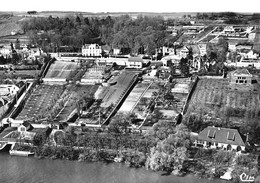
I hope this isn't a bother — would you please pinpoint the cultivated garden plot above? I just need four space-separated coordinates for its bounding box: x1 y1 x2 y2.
16 84 65 121
119 81 151 113
54 84 99 122
0 70 39 80
80 70 139 124
186 78 260 123
44 61 79 79
132 82 161 120
140 79 191 127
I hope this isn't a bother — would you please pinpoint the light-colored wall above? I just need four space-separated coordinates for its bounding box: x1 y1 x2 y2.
82 44 102 57
127 62 142 68
195 140 245 151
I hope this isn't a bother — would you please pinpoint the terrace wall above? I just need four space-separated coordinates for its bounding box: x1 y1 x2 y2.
42 78 67 85
182 76 199 115
102 75 139 125
199 75 224 79
9 82 36 119
39 58 53 79
2 82 33 120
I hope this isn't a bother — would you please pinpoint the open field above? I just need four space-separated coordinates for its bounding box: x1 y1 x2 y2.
0 15 23 38
186 78 260 123
55 85 99 122
44 61 79 79
10 11 197 19
16 84 65 120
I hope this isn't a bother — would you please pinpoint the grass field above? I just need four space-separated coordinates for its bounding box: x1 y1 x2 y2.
0 16 23 38
45 61 79 79
16 84 65 120
186 78 260 123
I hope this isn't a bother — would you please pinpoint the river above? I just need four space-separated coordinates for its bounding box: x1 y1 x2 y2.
0 152 229 183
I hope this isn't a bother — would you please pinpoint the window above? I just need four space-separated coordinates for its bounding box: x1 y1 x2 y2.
20 127 25 132
227 132 235 141
239 80 243 83
208 130 216 138
245 80 247 83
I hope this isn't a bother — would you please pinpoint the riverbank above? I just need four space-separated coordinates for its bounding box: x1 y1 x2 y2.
7 122 259 182
0 152 231 183
13 144 259 183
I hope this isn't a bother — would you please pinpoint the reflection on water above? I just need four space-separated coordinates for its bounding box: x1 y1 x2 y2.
0 153 228 183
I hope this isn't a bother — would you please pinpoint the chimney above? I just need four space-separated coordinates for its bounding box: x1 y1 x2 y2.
246 132 249 142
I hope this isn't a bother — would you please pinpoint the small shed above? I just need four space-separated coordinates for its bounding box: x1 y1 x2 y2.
18 121 34 132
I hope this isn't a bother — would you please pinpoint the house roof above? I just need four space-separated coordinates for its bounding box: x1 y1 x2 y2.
101 45 111 51
198 126 246 147
128 57 143 63
22 121 34 131
15 81 25 88
188 45 200 55
231 68 252 76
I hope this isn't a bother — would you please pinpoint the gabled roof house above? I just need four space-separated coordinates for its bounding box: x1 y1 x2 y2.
195 126 246 151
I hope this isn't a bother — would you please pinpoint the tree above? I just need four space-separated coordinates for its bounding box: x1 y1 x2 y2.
108 112 137 134
33 128 50 146
147 124 191 173
15 38 20 50
150 120 176 141
179 57 189 77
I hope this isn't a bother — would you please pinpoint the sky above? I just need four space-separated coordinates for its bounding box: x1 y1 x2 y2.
0 0 259 13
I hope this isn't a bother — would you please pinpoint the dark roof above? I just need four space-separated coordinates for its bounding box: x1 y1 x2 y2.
188 45 200 55
22 121 34 131
15 81 25 88
128 57 143 63
101 45 111 51
198 126 246 147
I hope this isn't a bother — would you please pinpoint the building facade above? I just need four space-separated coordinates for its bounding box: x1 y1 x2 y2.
229 69 252 84
82 44 102 57
127 57 143 69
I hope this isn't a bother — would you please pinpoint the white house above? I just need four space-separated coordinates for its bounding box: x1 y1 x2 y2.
223 26 235 35
229 68 252 85
179 46 190 58
0 46 12 56
0 85 20 97
195 126 246 152
82 44 102 57
113 48 120 55
17 122 36 141
127 57 143 69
